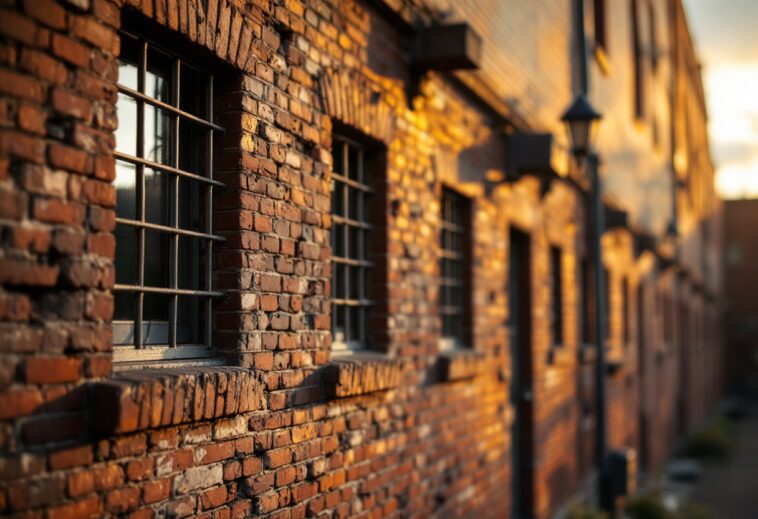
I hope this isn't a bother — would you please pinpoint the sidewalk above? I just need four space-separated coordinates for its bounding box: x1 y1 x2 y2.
690 406 758 519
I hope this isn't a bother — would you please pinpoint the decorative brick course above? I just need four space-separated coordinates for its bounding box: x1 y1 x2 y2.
324 354 404 398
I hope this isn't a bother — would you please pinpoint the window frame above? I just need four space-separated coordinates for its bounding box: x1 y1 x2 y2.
593 0 608 52
112 29 225 367
550 245 564 347
631 0 645 119
438 186 473 351
622 276 630 347
330 134 376 353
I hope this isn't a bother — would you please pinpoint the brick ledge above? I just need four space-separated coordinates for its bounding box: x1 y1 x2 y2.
437 350 488 381
324 352 404 398
92 367 265 436
547 346 572 367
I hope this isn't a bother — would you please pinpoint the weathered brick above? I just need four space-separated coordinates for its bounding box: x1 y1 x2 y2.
25 356 81 384
174 464 224 495
49 445 93 470
51 33 90 67
142 477 171 504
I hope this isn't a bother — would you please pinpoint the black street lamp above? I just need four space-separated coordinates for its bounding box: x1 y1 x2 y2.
562 92 612 513
561 93 602 160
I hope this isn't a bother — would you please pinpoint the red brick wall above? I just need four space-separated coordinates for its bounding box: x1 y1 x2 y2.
0 1 723 518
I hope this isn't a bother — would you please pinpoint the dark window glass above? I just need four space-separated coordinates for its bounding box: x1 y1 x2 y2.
330 136 374 351
631 0 645 118
604 267 612 341
551 246 564 346
622 277 630 346
113 31 223 364
594 0 608 51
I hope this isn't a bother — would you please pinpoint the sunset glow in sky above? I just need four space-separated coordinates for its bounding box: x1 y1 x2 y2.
683 0 758 199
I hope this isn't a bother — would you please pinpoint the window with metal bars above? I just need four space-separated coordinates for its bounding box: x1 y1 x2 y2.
330 135 374 351
550 245 564 347
631 0 645 119
439 187 471 350
622 277 630 346
593 0 608 52
112 30 225 366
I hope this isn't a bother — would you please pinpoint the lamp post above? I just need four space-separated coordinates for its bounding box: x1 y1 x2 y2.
562 94 610 511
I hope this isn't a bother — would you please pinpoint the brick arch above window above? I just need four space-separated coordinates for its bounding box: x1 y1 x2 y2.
319 68 397 146
121 0 263 73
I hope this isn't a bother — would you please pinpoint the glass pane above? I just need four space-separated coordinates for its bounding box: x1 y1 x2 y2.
144 168 170 225
179 64 208 119
333 305 346 343
349 266 360 300
363 268 370 297
177 296 200 344
114 225 137 285
333 223 345 259
335 263 346 299
146 47 172 103
118 34 140 90
336 182 347 217
363 192 372 222
178 176 204 232
347 144 360 181
144 105 172 164
178 235 202 290
115 160 136 220
332 141 344 175
113 291 135 322
143 294 170 344
349 226 360 260
348 187 359 221
179 119 208 176
115 93 137 156
144 230 170 288
348 306 361 341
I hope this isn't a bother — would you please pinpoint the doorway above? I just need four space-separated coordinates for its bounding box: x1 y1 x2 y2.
509 227 534 519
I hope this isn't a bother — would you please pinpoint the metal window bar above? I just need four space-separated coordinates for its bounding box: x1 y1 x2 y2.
331 136 374 351
439 188 468 346
113 33 224 363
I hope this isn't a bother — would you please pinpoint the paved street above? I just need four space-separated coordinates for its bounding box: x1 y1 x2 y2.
690 406 758 519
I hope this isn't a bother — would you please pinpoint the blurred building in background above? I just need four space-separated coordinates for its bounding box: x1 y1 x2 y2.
723 199 758 395
0 0 722 518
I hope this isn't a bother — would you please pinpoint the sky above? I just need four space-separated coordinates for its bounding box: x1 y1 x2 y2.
683 0 758 199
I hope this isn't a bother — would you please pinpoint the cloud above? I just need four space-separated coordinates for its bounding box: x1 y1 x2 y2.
716 157 758 199
682 1 758 200
683 0 758 65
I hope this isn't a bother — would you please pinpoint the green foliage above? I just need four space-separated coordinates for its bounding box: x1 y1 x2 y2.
625 493 713 519
681 419 734 461
566 503 607 519
625 493 669 519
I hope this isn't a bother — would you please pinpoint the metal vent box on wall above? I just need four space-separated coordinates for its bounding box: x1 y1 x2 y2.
413 23 483 70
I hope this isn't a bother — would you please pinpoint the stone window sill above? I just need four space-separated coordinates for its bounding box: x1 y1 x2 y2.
324 352 404 398
605 349 626 374
92 367 265 436
437 349 487 381
546 345 571 366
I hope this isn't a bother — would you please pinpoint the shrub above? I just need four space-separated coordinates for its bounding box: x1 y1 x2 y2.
625 493 713 519
682 424 732 461
567 503 607 519
625 493 669 519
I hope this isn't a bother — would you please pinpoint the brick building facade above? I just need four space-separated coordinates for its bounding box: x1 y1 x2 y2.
0 1 721 518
